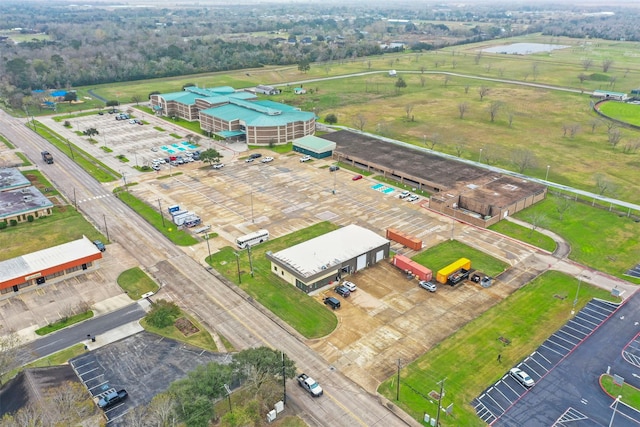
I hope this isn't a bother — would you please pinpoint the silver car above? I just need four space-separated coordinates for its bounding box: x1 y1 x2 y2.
509 368 535 387
419 280 436 292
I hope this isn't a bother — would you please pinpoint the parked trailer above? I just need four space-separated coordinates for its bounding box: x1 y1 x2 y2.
436 258 471 284
447 268 470 286
173 212 199 226
386 228 422 251
392 254 432 281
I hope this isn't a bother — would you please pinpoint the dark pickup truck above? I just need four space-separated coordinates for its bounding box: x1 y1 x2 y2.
97 389 128 409
41 151 53 164
447 268 469 286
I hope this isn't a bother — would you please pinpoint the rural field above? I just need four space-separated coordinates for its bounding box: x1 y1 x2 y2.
45 33 640 205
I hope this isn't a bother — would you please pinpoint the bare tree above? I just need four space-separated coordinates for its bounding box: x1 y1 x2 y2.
507 110 515 128
608 75 617 89
464 84 470 94
123 405 149 427
458 102 469 119
487 101 502 122
622 141 640 154
453 139 466 157
480 146 500 165
420 66 426 74
131 95 141 105
478 86 490 101
443 74 451 86
589 118 602 133
353 113 367 131
451 60 457 69
0 333 21 385
578 73 588 83
474 51 483 65
147 393 176 427
594 173 616 195
525 211 547 235
45 381 95 424
419 75 426 87
428 133 440 150
581 58 593 71
404 104 414 121
498 67 505 77
608 128 623 149
532 62 539 80
556 197 572 221
569 124 581 138
511 148 537 173
485 63 492 73
602 59 614 72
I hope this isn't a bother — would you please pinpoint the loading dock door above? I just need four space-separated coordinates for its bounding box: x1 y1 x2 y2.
356 254 366 271
375 250 384 263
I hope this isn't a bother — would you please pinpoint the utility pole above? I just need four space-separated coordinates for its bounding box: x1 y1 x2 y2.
396 359 401 400
103 214 110 241
158 199 165 227
435 378 446 427
205 234 211 264
282 351 287 405
247 245 254 277
234 252 241 283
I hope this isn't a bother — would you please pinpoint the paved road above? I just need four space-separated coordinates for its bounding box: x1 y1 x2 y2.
0 109 411 426
12 303 146 370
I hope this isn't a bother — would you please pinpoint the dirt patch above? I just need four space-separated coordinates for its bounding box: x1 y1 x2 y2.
309 261 517 393
175 317 199 336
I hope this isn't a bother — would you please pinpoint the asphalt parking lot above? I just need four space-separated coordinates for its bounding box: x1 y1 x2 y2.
70 331 229 425
474 298 620 425
483 293 640 427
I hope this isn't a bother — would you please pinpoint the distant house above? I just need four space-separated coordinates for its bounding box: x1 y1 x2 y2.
255 85 280 95
294 87 306 95
592 90 628 101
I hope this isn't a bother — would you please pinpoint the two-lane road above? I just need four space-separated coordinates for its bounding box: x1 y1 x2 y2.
0 110 410 426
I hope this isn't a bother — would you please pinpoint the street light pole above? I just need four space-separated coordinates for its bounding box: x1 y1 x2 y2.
234 252 241 283
478 148 483 163
205 233 211 264
545 165 550 181
609 395 622 427
572 273 583 315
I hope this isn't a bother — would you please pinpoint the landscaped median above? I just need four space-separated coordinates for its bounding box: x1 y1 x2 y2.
600 374 640 409
378 271 621 426
207 221 339 339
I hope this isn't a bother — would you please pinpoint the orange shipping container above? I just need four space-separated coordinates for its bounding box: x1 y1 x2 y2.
392 254 432 281
386 228 422 251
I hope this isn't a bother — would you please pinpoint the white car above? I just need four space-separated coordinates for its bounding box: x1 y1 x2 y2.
300 155 311 162
509 368 535 387
419 280 437 292
156 158 166 164
261 157 274 163
342 281 357 292
212 163 224 169
245 158 254 163
398 191 411 199
406 195 420 202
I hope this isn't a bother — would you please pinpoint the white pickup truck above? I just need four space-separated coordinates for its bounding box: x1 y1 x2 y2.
297 373 323 397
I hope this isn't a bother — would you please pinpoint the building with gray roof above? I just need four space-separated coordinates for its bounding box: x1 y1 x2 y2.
0 235 102 295
0 169 53 224
293 135 336 159
266 224 389 293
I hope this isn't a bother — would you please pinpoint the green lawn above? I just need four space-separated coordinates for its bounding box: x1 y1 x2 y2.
115 190 198 246
35 311 94 335
512 193 640 282
378 271 621 426
0 171 108 258
601 374 640 409
117 267 159 300
208 222 339 339
598 101 640 127
412 240 509 278
489 220 557 253
140 314 219 352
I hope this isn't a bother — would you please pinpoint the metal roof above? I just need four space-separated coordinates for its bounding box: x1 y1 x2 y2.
293 135 336 153
0 186 53 220
270 224 389 278
0 236 101 283
201 100 314 127
0 168 30 191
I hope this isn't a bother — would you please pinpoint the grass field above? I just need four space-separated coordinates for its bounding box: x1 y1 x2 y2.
208 222 339 339
115 190 198 246
0 170 107 258
412 240 509 277
117 267 159 300
140 314 219 352
490 219 558 253
512 193 640 282
378 271 620 426
598 101 640 127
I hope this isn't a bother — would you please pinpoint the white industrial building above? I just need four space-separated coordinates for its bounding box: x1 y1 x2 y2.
266 224 390 293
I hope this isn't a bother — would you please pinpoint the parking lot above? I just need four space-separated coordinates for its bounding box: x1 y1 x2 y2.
70 331 229 425
42 108 544 396
474 298 620 425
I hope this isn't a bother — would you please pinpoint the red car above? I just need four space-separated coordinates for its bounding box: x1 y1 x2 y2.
352 174 363 181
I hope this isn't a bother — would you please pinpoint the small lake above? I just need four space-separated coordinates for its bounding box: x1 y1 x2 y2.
482 43 570 55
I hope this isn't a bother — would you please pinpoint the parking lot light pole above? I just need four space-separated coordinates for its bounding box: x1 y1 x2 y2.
478 148 483 163
234 252 241 283
572 273 583 315
609 395 622 427
545 164 550 181
205 234 211 264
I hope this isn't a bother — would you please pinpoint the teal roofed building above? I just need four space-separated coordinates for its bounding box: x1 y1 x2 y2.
149 85 316 145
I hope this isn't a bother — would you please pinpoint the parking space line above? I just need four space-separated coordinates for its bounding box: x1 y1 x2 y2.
484 391 507 412
546 337 572 352
527 354 551 371
88 381 110 392
552 330 581 345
